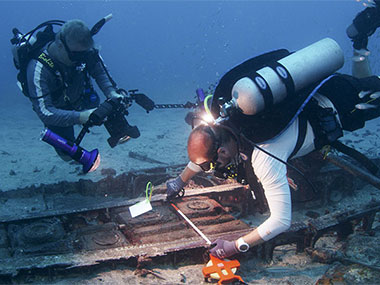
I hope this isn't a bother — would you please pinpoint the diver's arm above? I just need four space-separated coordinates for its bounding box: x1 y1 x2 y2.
234 161 291 249
166 161 202 199
180 161 202 182
250 161 292 242
27 60 81 127
237 138 293 248
239 228 264 248
88 52 117 98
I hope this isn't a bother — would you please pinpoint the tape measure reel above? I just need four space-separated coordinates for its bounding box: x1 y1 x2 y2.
202 255 245 284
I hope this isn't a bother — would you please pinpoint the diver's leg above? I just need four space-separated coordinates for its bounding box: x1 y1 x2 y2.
347 3 380 78
352 49 372 79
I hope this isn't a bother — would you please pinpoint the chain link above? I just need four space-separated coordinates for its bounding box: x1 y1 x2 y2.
154 102 197 109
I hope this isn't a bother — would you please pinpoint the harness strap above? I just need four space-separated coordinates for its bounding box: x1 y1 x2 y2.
289 115 308 159
267 61 296 98
249 72 274 109
36 51 58 73
18 51 60 99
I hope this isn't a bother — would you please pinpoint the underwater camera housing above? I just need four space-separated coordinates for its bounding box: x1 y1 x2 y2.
84 93 141 148
41 89 153 173
78 88 154 148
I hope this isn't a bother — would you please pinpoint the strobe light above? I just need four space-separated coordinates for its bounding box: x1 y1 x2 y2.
40 129 100 173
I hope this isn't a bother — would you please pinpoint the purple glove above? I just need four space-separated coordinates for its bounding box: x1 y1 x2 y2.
210 239 239 259
166 176 185 199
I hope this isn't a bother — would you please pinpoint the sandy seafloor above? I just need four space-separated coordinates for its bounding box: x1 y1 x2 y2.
1 99 380 284
0 100 191 191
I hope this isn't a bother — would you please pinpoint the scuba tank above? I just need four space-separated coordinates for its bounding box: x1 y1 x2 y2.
10 21 65 71
11 28 37 70
10 21 65 96
221 38 344 117
11 13 113 70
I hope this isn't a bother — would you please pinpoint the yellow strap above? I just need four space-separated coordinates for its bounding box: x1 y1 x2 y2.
321 145 331 159
145 182 153 201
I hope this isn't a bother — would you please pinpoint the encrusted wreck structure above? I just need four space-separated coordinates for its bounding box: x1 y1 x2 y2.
0 152 379 282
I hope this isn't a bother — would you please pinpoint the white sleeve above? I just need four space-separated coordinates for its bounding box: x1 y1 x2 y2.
251 111 319 240
253 147 292 241
252 120 299 241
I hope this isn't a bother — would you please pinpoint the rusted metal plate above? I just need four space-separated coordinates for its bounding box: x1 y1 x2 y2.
0 195 251 276
112 196 250 245
0 165 247 223
1 155 380 277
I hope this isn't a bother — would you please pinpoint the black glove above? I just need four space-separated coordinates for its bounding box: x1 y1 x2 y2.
209 239 239 259
88 98 120 126
166 176 186 200
133 93 155 113
88 104 111 126
347 4 380 49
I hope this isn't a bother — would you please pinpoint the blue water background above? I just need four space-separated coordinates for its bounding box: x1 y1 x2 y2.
1 0 374 107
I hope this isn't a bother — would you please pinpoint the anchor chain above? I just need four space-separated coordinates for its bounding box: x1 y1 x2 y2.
154 102 197 109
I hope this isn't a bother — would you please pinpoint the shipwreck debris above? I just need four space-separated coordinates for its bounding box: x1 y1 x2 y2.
128 151 168 165
305 248 380 271
326 154 380 190
0 153 379 280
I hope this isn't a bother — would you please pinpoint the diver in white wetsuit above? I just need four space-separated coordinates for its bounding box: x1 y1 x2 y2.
166 3 380 259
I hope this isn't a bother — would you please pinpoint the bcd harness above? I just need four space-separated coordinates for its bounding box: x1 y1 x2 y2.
27 50 99 110
31 51 65 100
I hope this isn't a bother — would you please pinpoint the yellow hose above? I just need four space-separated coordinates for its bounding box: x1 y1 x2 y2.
204 94 213 117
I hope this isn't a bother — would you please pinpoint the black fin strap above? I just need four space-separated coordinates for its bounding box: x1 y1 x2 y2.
267 61 296 98
331 140 379 175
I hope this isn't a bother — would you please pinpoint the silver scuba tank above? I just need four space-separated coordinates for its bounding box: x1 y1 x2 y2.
224 38 344 116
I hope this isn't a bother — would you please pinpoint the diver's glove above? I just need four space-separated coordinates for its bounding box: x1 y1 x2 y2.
109 90 125 100
210 239 239 259
87 98 121 126
166 176 186 200
347 4 380 49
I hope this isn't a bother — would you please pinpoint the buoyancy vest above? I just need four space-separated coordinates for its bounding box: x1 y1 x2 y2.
32 50 65 101
12 22 96 109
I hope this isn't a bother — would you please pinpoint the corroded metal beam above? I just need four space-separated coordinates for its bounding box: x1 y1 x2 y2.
1 199 378 276
257 200 380 261
326 154 380 190
1 158 379 278
0 183 246 223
